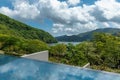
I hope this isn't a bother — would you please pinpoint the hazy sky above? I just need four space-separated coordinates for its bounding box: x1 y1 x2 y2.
0 0 120 36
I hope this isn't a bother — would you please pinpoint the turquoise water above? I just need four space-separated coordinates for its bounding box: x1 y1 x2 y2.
0 55 120 80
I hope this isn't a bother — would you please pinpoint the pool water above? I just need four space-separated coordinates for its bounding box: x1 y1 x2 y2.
0 55 120 80
0 55 19 65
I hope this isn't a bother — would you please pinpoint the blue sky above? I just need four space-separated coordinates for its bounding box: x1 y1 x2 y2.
0 0 120 36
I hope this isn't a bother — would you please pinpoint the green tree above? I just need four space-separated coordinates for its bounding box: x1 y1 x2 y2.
49 44 67 56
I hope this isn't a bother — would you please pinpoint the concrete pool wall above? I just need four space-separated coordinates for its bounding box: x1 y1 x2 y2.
22 50 48 61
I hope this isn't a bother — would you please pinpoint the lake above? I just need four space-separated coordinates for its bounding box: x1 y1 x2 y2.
49 41 81 46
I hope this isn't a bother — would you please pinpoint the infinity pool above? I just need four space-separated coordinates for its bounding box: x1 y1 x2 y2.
0 55 120 80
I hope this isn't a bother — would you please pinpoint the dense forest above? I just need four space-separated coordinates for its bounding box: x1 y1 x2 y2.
50 33 120 73
0 13 57 43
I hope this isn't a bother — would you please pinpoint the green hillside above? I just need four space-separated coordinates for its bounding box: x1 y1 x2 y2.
51 33 120 73
0 13 57 43
56 28 120 42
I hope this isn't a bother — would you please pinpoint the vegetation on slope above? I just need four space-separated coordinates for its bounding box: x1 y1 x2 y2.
0 13 57 55
50 33 120 73
0 13 57 43
49 43 89 67
0 34 48 56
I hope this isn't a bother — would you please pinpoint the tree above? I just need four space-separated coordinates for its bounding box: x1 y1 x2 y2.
49 44 67 56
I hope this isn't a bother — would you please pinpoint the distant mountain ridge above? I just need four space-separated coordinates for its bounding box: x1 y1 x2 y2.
0 13 57 43
56 28 120 42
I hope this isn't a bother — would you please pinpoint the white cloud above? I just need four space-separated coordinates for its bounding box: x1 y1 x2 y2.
52 23 64 33
92 0 120 22
110 22 120 28
95 0 120 19
0 0 120 36
102 22 110 27
13 0 40 19
0 0 40 19
67 0 80 6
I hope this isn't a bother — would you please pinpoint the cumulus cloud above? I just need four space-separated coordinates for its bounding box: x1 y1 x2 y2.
0 0 120 35
0 0 40 19
67 0 80 6
92 0 120 23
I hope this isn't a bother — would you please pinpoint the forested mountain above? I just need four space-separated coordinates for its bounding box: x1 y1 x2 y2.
56 28 120 42
0 13 57 43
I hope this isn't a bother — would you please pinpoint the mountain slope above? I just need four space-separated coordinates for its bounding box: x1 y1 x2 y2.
56 28 120 42
0 13 57 43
